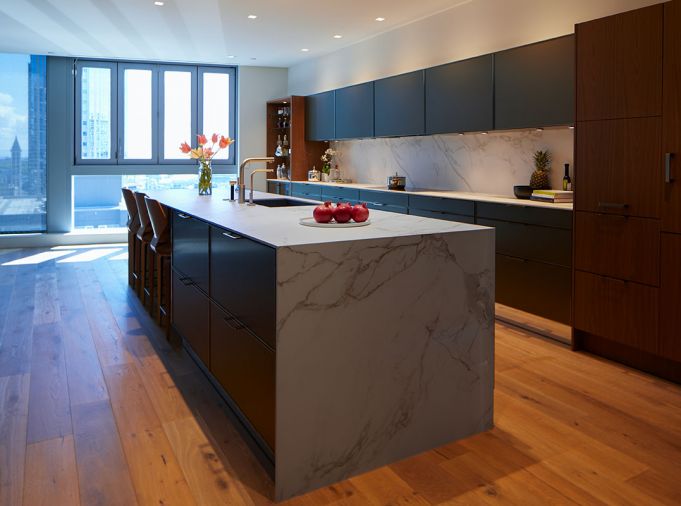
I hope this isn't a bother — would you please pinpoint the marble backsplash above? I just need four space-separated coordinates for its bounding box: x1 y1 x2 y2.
332 128 574 196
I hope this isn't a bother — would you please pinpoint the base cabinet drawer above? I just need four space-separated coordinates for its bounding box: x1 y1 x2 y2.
574 271 658 353
172 270 210 364
409 208 474 223
321 186 360 203
477 202 572 229
172 211 210 293
291 183 322 201
409 195 475 217
210 303 275 451
496 254 571 324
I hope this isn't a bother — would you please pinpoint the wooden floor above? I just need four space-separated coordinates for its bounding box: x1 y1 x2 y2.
0 246 680 506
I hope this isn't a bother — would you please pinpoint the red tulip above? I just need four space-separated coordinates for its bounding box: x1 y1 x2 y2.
204 147 214 159
211 133 218 143
219 136 234 149
179 142 191 154
197 134 207 145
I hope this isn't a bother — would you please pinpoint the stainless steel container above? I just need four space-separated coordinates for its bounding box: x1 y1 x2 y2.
387 173 406 191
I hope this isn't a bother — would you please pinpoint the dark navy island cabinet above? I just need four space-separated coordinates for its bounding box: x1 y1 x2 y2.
375 71 425 137
494 35 575 130
306 90 335 141
335 82 375 139
425 55 495 134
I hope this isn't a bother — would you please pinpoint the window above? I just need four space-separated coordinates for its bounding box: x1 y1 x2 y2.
0 53 47 233
75 61 236 165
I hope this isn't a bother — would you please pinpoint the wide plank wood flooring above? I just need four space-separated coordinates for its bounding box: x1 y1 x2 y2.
0 245 680 505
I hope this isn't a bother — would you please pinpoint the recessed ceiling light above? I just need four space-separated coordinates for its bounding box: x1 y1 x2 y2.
154 1 164 5
250 57 257 60
481 132 488 135
227 55 236 59
247 14 257 19
333 34 343 39
375 17 386 21
536 127 544 132
301 48 309 52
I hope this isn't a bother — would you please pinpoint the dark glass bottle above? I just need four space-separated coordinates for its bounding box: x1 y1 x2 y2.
562 163 572 191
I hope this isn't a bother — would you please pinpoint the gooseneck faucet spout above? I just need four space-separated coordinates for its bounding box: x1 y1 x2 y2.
248 168 275 205
238 157 275 204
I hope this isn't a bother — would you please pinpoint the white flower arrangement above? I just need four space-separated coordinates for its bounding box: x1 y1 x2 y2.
321 148 337 164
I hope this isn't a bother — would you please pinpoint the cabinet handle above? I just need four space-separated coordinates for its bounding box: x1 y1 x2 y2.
371 202 385 207
597 202 629 210
223 315 245 330
179 277 194 286
665 153 675 183
177 213 191 219
222 231 241 240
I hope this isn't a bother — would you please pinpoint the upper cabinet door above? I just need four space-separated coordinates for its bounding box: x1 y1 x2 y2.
425 55 493 134
375 71 425 137
495 35 575 130
576 5 663 121
306 91 335 141
663 0 681 233
335 82 374 139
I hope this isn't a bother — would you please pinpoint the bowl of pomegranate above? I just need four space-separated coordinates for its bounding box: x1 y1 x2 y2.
299 202 371 228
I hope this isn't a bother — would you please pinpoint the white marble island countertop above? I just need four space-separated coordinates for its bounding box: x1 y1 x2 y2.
147 188 489 248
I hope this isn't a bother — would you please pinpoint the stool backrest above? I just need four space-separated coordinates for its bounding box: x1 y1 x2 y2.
133 191 153 242
121 188 140 232
144 196 170 248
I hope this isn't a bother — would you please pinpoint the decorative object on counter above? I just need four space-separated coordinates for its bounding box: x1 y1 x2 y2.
530 189 573 203
329 163 341 181
308 166 320 182
229 180 236 201
387 173 407 191
530 150 552 190
321 148 337 181
180 133 234 195
282 135 290 156
313 202 334 223
311 201 371 225
299 217 372 228
513 185 534 199
351 202 370 223
333 202 353 223
275 135 283 156
562 163 572 191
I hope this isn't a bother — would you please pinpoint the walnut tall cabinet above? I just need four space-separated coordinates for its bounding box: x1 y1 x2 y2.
573 0 681 382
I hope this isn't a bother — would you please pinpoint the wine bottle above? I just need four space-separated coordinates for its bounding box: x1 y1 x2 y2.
562 163 572 191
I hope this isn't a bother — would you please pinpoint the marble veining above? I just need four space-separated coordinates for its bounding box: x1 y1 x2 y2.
333 129 574 195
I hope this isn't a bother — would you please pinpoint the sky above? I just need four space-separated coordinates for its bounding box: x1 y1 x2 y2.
0 53 29 159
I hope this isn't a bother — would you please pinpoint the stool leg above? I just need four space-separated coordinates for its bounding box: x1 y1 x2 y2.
127 232 134 287
156 256 164 326
148 250 156 314
138 243 146 300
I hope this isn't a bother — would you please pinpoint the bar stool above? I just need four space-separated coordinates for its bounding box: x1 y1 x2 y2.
145 196 171 337
121 188 141 290
133 191 155 309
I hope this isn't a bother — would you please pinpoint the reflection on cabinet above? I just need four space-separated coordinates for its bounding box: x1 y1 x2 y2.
306 90 335 141
172 270 210 364
335 83 374 139
660 233 681 363
663 0 681 234
375 71 425 137
171 210 209 293
425 55 494 135
267 180 291 196
495 35 575 129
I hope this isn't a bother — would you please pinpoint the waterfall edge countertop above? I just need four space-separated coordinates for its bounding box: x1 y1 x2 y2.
146 188 489 248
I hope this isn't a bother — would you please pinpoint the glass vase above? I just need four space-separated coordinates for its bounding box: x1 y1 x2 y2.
198 160 212 195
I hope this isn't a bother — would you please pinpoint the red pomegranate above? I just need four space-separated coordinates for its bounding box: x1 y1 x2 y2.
313 201 334 223
351 203 370 223
333 202 353 223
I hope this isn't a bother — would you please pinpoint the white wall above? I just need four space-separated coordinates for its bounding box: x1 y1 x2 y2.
288 0 664 95
238 66 288 191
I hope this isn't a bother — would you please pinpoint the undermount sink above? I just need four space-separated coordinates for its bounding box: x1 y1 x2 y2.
253 198 314 208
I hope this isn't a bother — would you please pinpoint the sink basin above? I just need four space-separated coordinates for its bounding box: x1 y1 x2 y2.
253 198 314 207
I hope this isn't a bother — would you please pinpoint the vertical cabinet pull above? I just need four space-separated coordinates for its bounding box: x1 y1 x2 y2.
665 153 675 183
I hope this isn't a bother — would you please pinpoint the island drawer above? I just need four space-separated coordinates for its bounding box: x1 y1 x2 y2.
477 202 572 229
321 186 360 202
409 195 475 217
173 270 210 365
291 182 322 201
210 227 277 349
210 302 275 451
409 208 474 223
478 218 572 267
172 210 210 294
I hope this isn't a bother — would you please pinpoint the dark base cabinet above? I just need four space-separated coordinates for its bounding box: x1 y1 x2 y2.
210 303 276 451
409 208 474 223
172 270 210 364
172 211 210 294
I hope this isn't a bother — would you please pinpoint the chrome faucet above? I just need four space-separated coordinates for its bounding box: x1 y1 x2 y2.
248 168 275 205
238 157 275 204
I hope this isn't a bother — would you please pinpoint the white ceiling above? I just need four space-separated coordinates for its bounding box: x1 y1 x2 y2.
0 0 467 67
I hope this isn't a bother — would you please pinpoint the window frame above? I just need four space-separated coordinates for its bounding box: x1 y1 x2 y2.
158 65 198 165
117 62 158 165
198 66 237 165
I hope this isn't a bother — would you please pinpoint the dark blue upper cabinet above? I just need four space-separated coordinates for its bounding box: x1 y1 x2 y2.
334 82 374 139
306 91 335 141
495 35 575 130
375 71 425 137
425 55 494 134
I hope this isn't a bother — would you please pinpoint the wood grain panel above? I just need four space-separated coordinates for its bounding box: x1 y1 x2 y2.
0 263 36 376
575 117 662 218
660 233 681 362
576 3 663 120
23 436 80 506
0 374 30 506
574 212 660 285
574 271 658 353
663 0 681 233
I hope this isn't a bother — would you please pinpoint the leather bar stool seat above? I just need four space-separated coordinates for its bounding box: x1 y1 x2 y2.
133 191 155 309
121 188 141 290
145 196 171 336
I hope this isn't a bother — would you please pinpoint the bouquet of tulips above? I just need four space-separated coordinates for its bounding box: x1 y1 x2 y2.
180 134 234 195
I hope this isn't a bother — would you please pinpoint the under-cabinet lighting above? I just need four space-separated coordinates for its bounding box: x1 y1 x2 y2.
333 35 343 39
154 1 164 5
375 17 386 21
248 14 258 19
301 48 310 52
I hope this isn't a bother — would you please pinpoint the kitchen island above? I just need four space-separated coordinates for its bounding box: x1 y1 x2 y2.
146 188 495 501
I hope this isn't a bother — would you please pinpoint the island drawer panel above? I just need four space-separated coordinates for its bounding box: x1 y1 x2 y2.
291 183 322 201
321 186 360 202
172 210 210 294
210 227 277 349
409 195 475 216
409 208 475 223
478 218 572 267
496 254 572 324
359 189 409 208
477 202 572 229
210 302 275 451
173 270 210 365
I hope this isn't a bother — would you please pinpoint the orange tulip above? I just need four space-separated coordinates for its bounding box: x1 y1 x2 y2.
179 142 191 154
197 134 207 145
219 136 234 149
211 133 218 143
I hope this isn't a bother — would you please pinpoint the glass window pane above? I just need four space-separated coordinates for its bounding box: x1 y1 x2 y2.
164 71 191 159
0 54 47 233
202 72 230 160
80 66 111 159
123 68 152 159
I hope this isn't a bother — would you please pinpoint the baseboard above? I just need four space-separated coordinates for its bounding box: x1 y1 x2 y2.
495 303 572 345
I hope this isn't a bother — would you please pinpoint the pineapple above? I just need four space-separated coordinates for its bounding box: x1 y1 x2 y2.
530 150 552 190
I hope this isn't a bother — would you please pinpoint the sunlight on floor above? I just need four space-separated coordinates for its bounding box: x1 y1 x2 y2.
2 250 76 266
57 248 122 263
1 244 128 266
